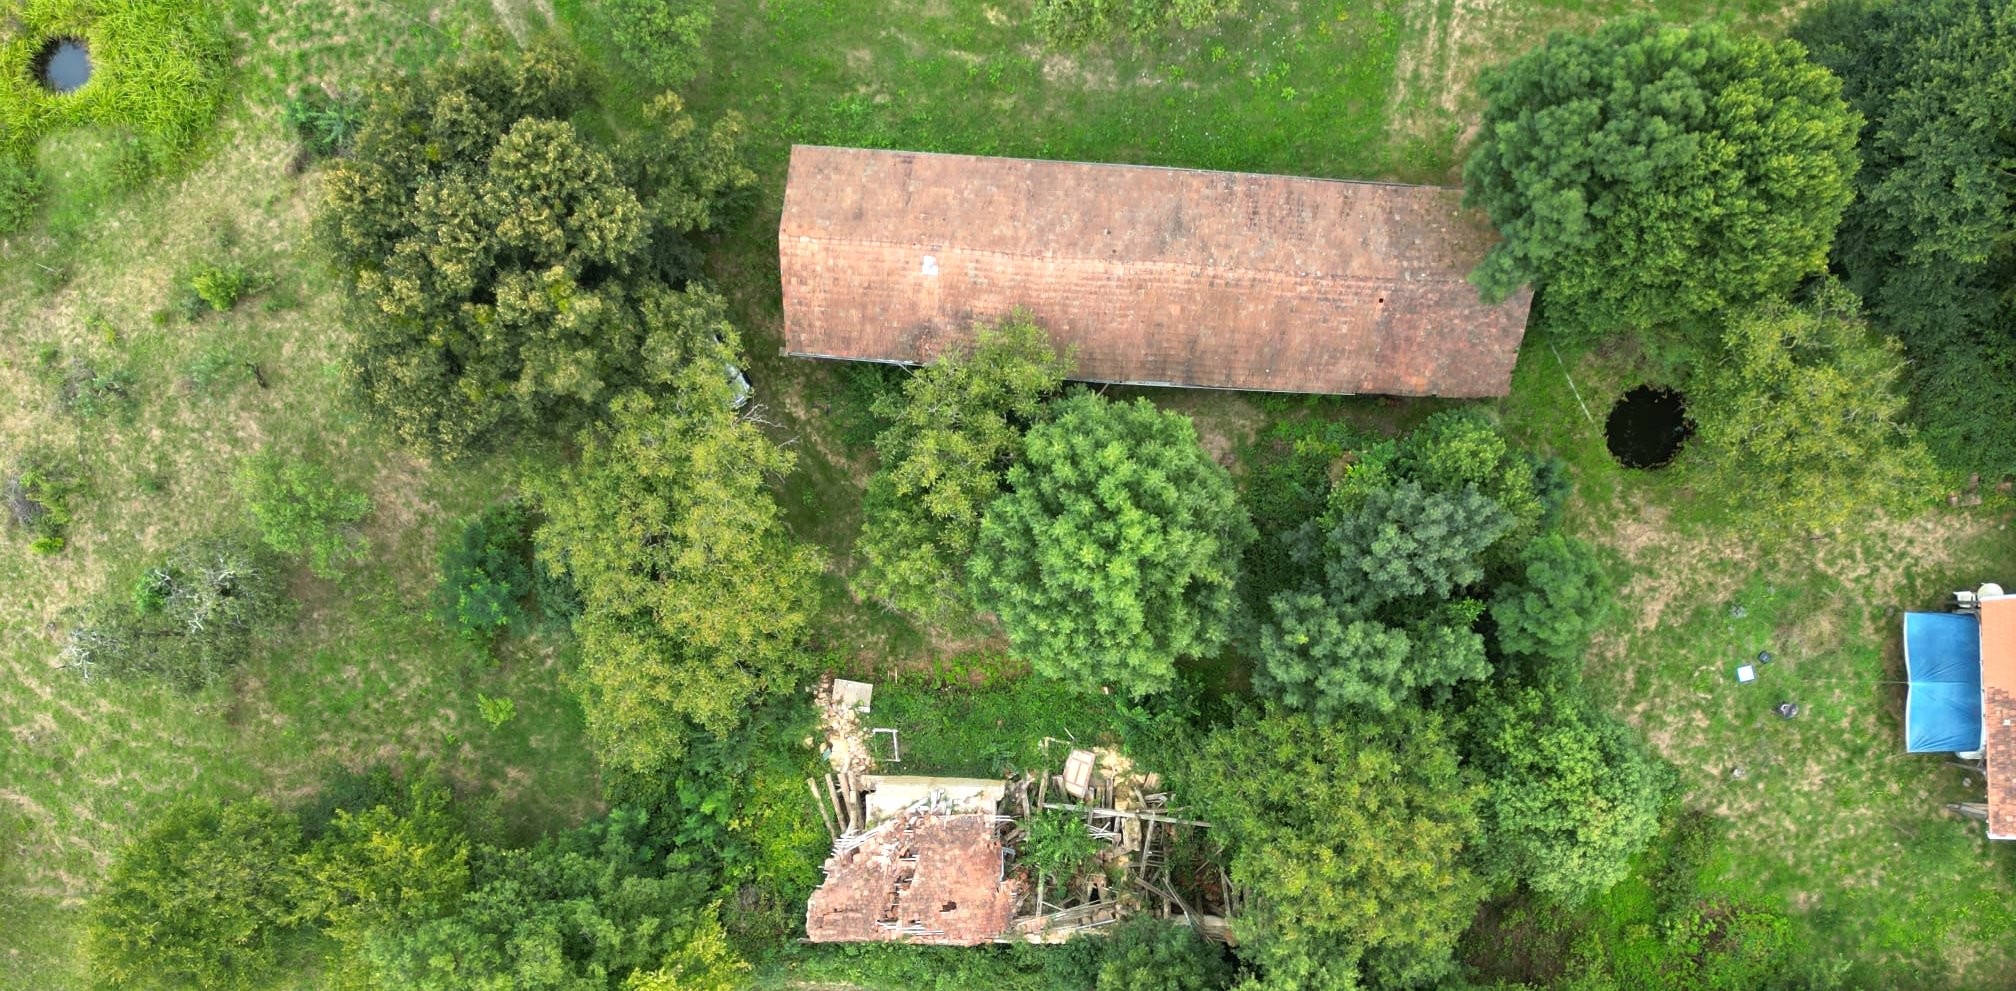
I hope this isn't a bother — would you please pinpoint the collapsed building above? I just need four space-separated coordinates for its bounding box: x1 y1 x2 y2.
805 681 1233 946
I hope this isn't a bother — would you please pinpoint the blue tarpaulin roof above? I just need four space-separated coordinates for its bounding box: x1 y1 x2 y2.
1903 612 1984 753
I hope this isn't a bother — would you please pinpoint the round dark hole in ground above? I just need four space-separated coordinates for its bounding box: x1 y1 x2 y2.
1605 385 1693 469
31 38 92 94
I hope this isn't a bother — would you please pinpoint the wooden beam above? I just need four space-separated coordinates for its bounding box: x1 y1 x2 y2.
809 777 838 840
1040 802 1212 828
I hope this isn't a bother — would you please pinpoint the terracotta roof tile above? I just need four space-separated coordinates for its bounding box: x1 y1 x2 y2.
805 814 1023 945
778 146 1532 398
1980 598 2016 838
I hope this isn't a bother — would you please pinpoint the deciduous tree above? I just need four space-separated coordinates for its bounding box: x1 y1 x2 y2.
968 393 1253 698
1465 687 1669 904
320 47 754 454
87 798 304 991
533 300 824 773
853 314 1071 624
1464 18 1859 345
1188 707 1483 991
1794 0 2016 474
1691 281 1938 533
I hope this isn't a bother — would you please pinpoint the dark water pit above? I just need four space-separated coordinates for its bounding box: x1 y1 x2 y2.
32 38 92 94
1605 385 1693 469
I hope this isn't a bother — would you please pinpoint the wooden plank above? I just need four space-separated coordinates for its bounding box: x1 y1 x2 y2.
809 777 839 839
1041 802 1212 827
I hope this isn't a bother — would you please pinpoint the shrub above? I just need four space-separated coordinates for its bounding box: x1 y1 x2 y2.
1025 810 1102 889
605 0 713 90
4 449 84 554
475 693 515 730
234 452 372 578
60 536 286 691
52 358 136 420
186 263 254 312
280 90 363 158
1045 916 1233 991
436 501 536 641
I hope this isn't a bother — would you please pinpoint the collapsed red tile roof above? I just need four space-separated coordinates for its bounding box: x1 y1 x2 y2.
806 813 1023 945
778 145 1533 398
1980 597 2016 839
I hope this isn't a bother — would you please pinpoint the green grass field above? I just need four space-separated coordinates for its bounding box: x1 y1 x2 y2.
3 0 2013 988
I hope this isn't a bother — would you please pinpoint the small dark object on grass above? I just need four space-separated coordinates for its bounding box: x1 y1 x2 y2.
1758 650 1774 664
247 363 268 389
1775 702 1799 719
1730 604 1747 620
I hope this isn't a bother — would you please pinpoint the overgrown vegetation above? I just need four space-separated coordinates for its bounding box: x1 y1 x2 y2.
4 448 83 554
8 2 2016 990
0 0 232 229
1794 0 2016 476
234 452 372 579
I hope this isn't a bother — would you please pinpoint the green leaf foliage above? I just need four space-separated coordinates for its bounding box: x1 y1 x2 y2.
1490 532 1611 668
1046 915 1233 991
1464 17 1859 346
437 501 537 641
5 447 85 554
606 0 713 89
320 46 755 454
1465 687 1669 905
86 798 304 991
1690 281 1938 533
290 773 471 988
1031 0 1241 45
533 307 825 773
362 808 741 990
1256 412 1540 718
1025 810 1102 888
60 536 287 691
235 452 372 579
1187 707 1483 991
969 392 1254 698
853 314 1072 624
1793 0 2016 474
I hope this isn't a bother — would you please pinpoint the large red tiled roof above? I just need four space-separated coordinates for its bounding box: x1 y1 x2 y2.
778 146 1533 398
1980 598 2016 839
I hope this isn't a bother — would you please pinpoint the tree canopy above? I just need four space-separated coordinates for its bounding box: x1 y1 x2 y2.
86 798 304 991
364 809 742 991
968 392 1253 698
1794 0 2016 474
1690 280 1938 532
1464 17 1859 345
853 315 1072 625
1465 687 1669 904
319 46 754 454
1490 532 1611 669
533 296 824 774
1187 707 1483 991
1254 411 1542 717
